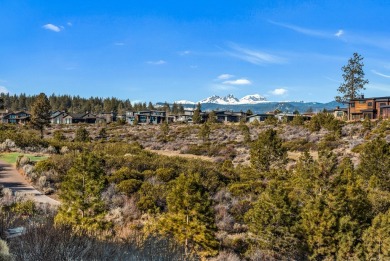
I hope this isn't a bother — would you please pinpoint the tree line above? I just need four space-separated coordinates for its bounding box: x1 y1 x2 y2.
0 93 185 114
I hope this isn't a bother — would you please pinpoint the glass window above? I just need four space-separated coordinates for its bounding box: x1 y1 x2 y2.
350 103 355 108
359 100 366 104
367 102 372 106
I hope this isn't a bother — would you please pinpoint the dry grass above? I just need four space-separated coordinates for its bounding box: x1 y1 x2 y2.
148 149 215 162
287 151 319 161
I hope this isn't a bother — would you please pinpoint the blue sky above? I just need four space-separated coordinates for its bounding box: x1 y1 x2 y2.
1 0 390 103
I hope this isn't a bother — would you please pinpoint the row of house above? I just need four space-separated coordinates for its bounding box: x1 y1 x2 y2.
1 95 390 125
0 110 120 125
126 110 313 125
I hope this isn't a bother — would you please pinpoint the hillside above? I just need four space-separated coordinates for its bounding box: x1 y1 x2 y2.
1 116 389 260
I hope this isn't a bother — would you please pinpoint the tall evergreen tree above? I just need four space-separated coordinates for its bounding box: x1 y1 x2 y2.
192 103 202 124
55 152 109 232
335 53 369 102
362 210 390 260
198 123 211 142
157 173 218 258
207 111 217 124
250 129 287 172
30 93 51 138
244 177 305 259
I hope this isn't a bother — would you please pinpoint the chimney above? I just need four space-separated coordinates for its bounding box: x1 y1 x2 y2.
361 94 364 99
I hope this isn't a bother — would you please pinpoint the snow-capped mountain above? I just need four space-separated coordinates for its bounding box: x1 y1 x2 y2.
197 94 267 105
164 97 344 114
239 94 267 104
199 94 240 104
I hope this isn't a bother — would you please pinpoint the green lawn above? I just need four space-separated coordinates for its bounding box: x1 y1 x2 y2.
0 152 48 164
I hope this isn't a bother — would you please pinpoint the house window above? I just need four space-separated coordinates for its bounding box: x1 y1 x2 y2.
350 103 355 108
367 102 372 107
359 101 366 104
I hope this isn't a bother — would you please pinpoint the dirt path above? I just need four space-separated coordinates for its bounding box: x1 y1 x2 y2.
0 160 60 206
148 149 215 162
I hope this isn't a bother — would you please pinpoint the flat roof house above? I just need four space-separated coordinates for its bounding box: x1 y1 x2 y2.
214 111 247 123
333 107 348 121
347 95 390 120
126 110 169 125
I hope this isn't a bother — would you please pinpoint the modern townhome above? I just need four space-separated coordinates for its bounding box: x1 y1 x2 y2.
63 112 97 124
126 110 171 125
1 111 31 124
247 114 273 123
214 111 247 123
333 106 348 120
174 109 195 123
347 95 390 120
96 111 117 123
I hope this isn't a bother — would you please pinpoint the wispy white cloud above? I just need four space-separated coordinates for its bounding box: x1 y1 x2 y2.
270 88 288 95
223 78 252 85
217 74 234 80
372 70 390 78
42 23 62 32
178 50 191 56
335 30 344 37
146 60 167 65
0 86 9 94
269 20 328 37
269 20 345 39
226 43 286 65
67 22 73 26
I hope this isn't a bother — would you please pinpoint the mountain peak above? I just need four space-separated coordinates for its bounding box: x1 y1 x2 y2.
175 94 268 105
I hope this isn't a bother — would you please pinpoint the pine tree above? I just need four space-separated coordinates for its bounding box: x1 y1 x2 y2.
362 210 390 260
335 53 369 102
207 111 217 124
192 103 202 124
250 129 287 172
74 127 90 142
358 137 390 191
198 123 211 142
244 177 305 259
157 173 218 258
159 121 170 142
55 152 109 232
30 93 51 138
